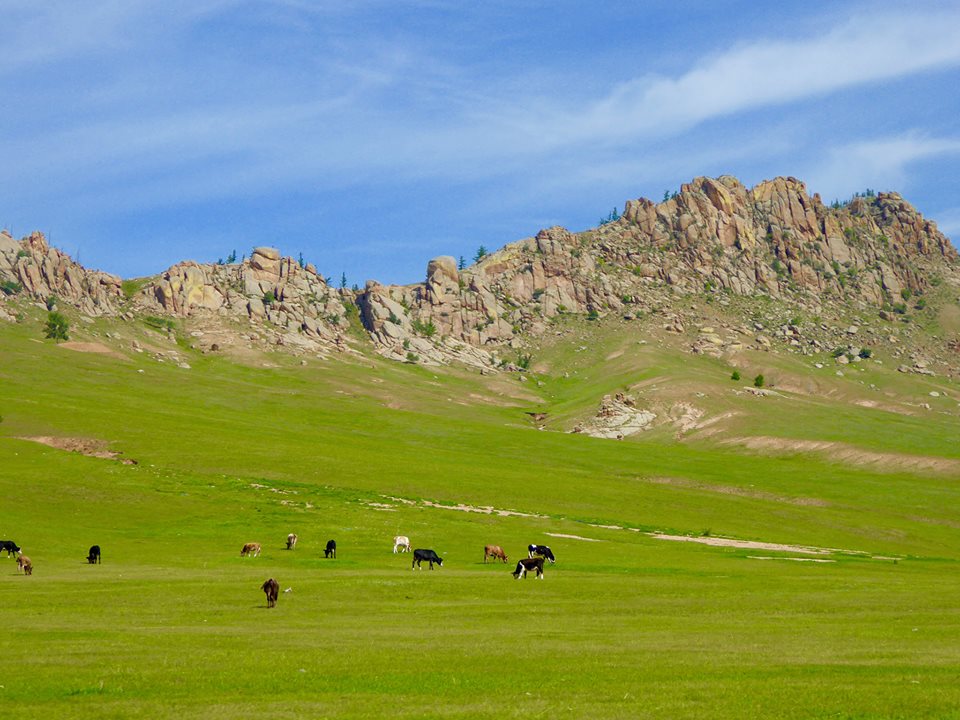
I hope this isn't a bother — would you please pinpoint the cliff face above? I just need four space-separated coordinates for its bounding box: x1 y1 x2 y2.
2 176 957 366
356 176 957 363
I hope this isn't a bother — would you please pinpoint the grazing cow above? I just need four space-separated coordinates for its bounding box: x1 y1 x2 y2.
393 535 411 553
1 540 21 557
483 545 508 563
527 544 556 563
87 545 101 564
512 556 545 580
412 549 443 570
17 555 33 576
324 539 337 559
286 533 298 550
240 542 261 557
261 578 279 608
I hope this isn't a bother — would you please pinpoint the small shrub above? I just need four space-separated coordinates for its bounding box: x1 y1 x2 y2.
858 348 872 359
532 288 545 300
831 347 846 358
753 374 765 388
45 295 58 311
402 339 411 350
16 249 29 259
387 312 401 325
411 318 437 337
473 246 488 263
144 316 177 332
516 353 532 370
915 299 926 310
893 302 907 315
900 288 912 301
731 371 741 381
0 280 22 296
587 309 599 321
405 352 418 363
262 290 276 305
44 311 69 342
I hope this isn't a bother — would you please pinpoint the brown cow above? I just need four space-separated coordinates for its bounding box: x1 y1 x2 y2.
262 578 279 608
241 542 261 557
17 555 32 576
286 533 298 550
484 545 508 563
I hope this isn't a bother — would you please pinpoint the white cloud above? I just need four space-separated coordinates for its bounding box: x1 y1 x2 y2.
804 134 960 201
533 9 960 147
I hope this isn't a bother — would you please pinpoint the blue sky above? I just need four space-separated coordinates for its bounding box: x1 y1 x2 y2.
2 0 959 285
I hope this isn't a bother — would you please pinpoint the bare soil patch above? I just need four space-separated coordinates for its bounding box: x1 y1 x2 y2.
58 341 126 360
17 436 137 464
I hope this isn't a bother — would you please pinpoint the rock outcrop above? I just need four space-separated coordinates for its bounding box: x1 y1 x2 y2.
139 248 350 352
356 176 958 362
0 231 122 315
2 176 957 368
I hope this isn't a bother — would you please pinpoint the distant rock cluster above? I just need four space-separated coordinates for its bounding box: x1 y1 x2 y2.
1 175 957 368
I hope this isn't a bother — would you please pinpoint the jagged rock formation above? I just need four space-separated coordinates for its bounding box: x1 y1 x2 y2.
138 247 350 352
0 230 122 315
356 177 958 362
2 176 957 368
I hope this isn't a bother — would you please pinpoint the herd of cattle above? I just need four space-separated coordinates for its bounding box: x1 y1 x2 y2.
4 533 557 607
254 536 559 606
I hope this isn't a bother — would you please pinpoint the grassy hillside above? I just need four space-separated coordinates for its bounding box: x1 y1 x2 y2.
2 305 960 719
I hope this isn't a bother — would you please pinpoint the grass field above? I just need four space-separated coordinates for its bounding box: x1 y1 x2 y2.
2 308 960 719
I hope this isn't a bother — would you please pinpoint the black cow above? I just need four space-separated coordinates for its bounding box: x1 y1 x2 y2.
513 556 545 579
412 549 443 570
87 545 101 564
262 578 280 608
1 540 21 557
324 539 337 559
527 544 556 563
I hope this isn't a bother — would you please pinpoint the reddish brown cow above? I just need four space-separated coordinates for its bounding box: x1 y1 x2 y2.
483 545 508 563
17 555 32 576
241 542 261 557
261 578 279 608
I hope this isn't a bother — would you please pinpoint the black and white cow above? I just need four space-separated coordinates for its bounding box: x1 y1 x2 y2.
513 556 545 579
1 540 21 557
527 544 556 563
412 549 443 570
87 545 101 564
324 539 337 559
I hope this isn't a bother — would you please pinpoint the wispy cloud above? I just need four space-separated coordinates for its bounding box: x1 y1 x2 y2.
805 133 960 201
527 9 960 148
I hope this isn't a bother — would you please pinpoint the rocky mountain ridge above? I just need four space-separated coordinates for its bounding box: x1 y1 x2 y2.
2 176 958 368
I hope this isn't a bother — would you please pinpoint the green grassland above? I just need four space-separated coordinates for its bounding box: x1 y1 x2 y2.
2 305 960 719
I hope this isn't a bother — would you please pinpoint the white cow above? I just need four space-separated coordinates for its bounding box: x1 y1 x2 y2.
393 535 411 553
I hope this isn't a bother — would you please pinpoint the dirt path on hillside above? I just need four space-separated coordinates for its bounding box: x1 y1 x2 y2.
650 532 830 555
641 476 829 507
720 436 959 474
